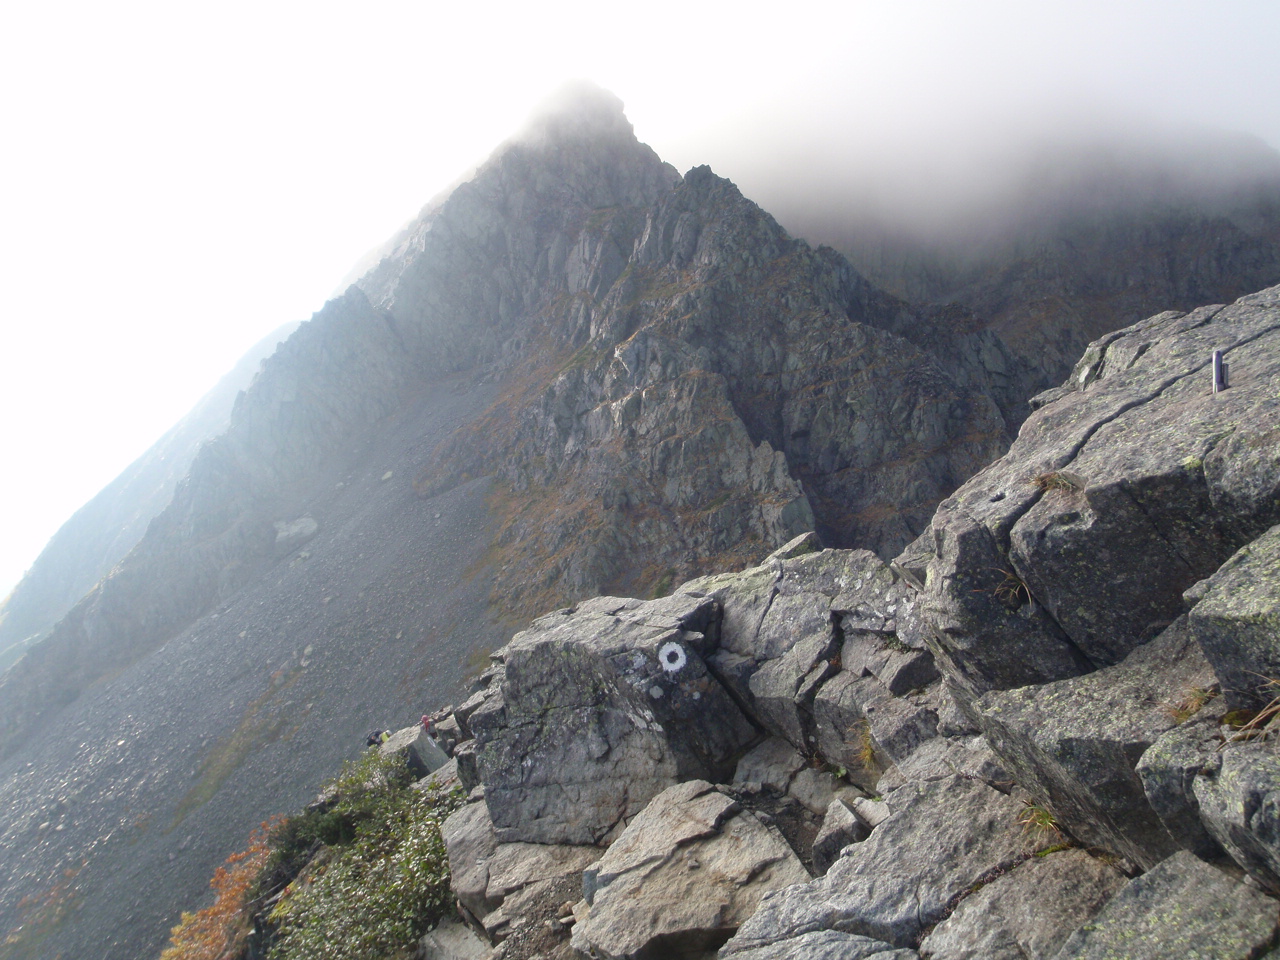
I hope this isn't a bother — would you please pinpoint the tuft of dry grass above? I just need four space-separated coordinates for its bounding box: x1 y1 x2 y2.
976 566 1030 609
1221 678 1280 747
1028 471 1084 493
1017 799 1062 838
1164 686 1217 725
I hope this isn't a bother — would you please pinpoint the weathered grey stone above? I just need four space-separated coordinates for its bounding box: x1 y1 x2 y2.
380 724 450 777
417 917 493 960
273 515 319 554
453 739 480 792
412 757 461 803
849 796 891 830
434 713 463 746
976 616 1218 869
861 686 940 766
812 672 884 790
733 737 806 793
722 775 1035 950
811 798 868 876
484 839 600 907
787 766 852 816
470 593 756 844
571 780 809 959
840 633 939 697
441 794 600 937
765 531 823 562
1195 742 1280 892
742 557 843 746
1135 704 1227 859
917 297 1280 699
875 735 1011 795
1052 850 1279 960
918 847 1125 960
935 684 978 737
1189 524 1280 709
721 929 918 960
442 801 501 920
692 549 921 751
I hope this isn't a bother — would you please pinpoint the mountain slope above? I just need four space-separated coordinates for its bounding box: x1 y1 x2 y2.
5 86 1280 960
0 85 1003 960
0 324 297 672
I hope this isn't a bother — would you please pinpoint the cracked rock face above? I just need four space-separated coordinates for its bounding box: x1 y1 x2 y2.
1189 522 1280 710
685 547 926 758
917 847 1125 960
1052 850 1279 960
1194 742 1280 893
975 616 1220 870
571 779 809 960
720 774 1037 952
917 286 1280 700
469 594 756 844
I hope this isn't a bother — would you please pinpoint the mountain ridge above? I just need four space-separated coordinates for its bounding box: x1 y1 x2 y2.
3 85 1280 960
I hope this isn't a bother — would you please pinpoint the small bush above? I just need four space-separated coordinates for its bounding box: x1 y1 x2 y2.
976 566 1030 610
649 569 676 599
267 751 464 960
161 750 464 960
161 821 277 960
856 721 879 774
1222 678 1280 747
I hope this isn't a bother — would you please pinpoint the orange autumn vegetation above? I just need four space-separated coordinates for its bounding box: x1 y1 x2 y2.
160 818 280 960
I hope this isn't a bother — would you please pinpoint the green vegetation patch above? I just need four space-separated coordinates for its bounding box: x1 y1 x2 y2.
162 749 465 960
267 751 464 960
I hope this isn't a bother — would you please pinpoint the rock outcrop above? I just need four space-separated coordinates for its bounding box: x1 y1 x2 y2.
421 285 1280 960
571 780 809 959
468 593 755 845
918 287 1280 701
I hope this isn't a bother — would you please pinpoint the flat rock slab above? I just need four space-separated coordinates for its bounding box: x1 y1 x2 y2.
1135 707 1228 859
571 780 809 959
443 800 501 919
418 918 493 960
469 593 757 844
918 847 1126 960
1052 850 1280 960
484 838 601 907
1189 522 1280 709
733 737 806 793
722 929 918 960
721 775 1036 951
874 735 1011 795
812 798 869 877
975 616 1218 869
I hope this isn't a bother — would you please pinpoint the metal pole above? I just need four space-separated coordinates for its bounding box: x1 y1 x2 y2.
1212 350 1227 394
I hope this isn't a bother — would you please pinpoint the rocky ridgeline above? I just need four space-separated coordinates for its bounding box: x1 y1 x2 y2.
400 286 1280 959
0 85 1012 764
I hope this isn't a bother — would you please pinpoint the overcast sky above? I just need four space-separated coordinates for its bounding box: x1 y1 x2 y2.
2 0 1279 602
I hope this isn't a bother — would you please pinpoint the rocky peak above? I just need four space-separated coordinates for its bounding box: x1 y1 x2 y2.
511 80 635 151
